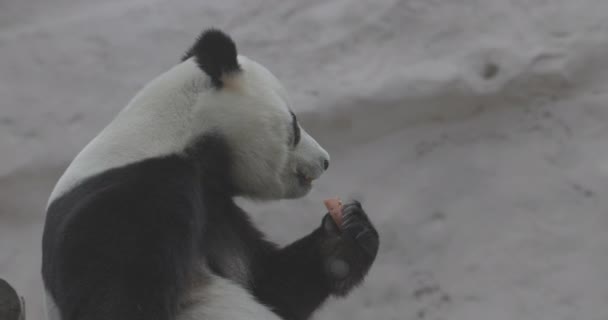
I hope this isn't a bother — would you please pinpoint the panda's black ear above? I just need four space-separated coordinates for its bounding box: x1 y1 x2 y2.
182 28 240 88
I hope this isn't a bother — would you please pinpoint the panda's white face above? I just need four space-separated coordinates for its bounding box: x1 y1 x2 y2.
194 56 330 199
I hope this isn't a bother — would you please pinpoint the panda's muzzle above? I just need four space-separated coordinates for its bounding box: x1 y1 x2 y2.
296 157 328 186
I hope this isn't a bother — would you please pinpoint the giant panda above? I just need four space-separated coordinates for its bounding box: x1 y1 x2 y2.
42 29 379 320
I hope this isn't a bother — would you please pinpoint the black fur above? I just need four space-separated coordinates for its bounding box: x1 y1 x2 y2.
42 133 378 320
0 278 23 320
182 29 240 88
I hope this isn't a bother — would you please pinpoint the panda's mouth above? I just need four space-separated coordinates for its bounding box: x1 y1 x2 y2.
296 171 314 186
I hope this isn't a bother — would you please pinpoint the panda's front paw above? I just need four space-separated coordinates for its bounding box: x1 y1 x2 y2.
319 201 379 296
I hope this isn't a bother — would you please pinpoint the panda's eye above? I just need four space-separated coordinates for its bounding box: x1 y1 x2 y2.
290 112 301 147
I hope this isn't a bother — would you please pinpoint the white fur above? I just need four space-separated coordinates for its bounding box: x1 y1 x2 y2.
48 59 204 204
177 275 281 320
49 56 329 204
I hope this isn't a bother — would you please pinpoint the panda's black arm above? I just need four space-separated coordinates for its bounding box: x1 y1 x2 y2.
251 203 379 320
251 225 331 320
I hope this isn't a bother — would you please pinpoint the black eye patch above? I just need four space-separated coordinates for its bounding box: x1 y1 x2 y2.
290 111 301 147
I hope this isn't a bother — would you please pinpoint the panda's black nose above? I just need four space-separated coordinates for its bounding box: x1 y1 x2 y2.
323 159 329 171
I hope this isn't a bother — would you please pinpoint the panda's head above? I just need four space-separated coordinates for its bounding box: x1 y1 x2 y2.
49 29 330 204
179 29 329 200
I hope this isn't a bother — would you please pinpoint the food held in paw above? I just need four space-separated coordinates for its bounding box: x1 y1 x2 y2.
323 197 343 227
